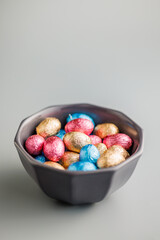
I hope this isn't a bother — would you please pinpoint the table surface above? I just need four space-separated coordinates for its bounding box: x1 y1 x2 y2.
1 1 160 239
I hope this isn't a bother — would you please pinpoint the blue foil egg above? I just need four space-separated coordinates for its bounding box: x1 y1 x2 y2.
79 144 100 164
41 151 45 156
35 155 46 163
68 161 97 171
66 113 95 127
55 129 66 140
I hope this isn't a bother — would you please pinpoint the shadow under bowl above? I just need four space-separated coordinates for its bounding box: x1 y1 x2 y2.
14 103 144 205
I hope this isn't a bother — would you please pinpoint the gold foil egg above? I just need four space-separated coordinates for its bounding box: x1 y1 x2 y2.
36 117 61 138
61 151 79 169
109 145 130 158
97 145 129 168
94 123 119 139
44 161 65 170
63 132 91 153
95 143 107 156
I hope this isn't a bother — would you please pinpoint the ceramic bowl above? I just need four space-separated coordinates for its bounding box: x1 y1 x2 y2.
14 103 144 204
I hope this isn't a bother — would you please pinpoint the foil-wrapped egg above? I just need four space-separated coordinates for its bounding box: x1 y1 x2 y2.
60 151 79 169
25 135 45 155
97 145 129 168
63 132 91 153
94 123 119 139
108 145 130 158
89 135 102 145
55 129 66 140
66 113 95 126
68 161 97 171
103 133 132 150
95 143 107 156
79 144 100 164
65 118 94 135
35 155 46 163
36 117 61 138
44 161 65 170
43 136 65 162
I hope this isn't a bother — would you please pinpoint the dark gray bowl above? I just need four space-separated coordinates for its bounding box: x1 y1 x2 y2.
14 103 144 205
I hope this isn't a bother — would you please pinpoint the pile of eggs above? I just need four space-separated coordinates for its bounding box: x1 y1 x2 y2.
25 113 132 171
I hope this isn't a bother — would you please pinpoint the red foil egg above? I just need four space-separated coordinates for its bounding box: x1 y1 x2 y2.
89 135 102 145
25 135 45 155
43 136 65 162
103 133 132 150
65 118 94 135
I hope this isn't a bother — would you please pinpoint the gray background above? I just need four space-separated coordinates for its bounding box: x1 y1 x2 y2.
0 0 160 239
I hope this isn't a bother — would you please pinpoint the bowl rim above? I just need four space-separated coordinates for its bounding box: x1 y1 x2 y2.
14 103 144 175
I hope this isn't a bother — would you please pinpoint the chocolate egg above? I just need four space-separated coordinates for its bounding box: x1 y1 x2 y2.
103 133 132 150
61 151 79 169
25 135 45 155
79 144 100 164
95 143 107 156
65 118 94 135
55 129 66 140
108 145 130 158
44 161 65 170
63 132 91 153
97 145 129 168
68 161 97 171
35 155 46 163
43 136 65 162
89 135 102 145
36 117 61 138
94 123 119 139
66 113 95 126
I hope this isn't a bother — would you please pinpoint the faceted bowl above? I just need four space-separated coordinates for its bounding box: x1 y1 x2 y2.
14 103 144 204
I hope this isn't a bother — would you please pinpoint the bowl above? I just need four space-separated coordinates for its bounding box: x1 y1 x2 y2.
14 103 144 205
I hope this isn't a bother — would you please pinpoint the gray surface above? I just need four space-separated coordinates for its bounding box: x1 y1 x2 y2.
0 0 160 239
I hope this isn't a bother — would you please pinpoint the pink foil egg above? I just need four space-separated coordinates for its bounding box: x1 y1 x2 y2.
89 135 102 145
25 135 45 155
65 118 94 135
103 133 132 150
43 136 65 162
